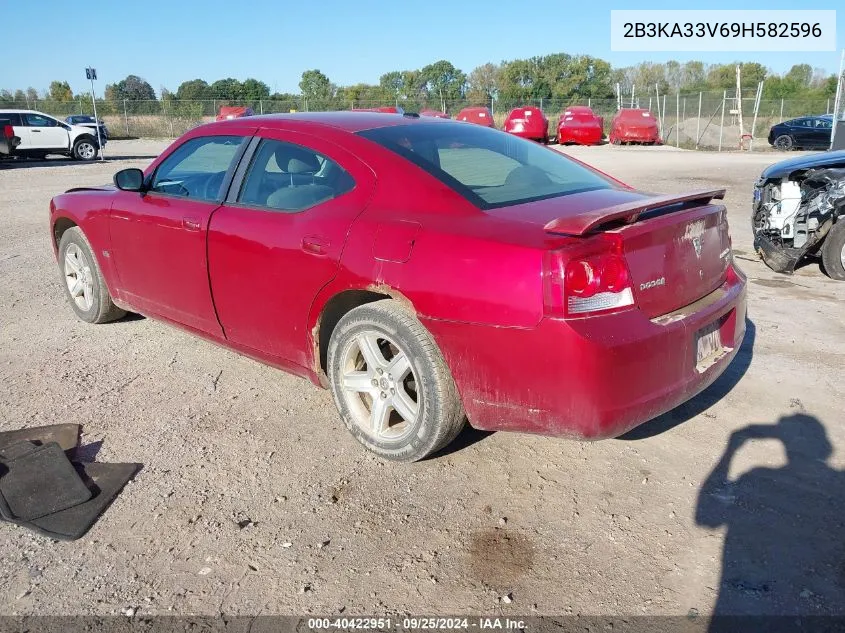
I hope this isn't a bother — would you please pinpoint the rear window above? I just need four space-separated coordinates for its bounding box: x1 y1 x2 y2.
357 123 613 209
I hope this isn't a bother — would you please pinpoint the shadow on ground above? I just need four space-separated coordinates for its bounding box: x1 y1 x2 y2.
697 413 845 626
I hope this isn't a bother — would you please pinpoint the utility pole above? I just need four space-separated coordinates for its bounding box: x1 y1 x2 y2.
85 67 105 161
831 49 845 149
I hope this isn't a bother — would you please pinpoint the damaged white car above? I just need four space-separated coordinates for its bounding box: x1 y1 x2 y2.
752 150 845 279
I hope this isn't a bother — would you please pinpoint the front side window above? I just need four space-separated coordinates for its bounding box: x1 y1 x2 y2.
150 135 245 201
815 118 832 129
237 139 355 212
358 122 614 209
24 113 56 127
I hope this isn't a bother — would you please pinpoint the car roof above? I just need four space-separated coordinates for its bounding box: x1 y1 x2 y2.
211 111 451 133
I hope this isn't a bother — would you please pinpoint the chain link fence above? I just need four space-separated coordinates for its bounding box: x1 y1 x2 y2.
2 91 838 150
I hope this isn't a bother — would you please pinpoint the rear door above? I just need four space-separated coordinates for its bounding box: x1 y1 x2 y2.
109 130 253 335
207 129 376 366
23 112 69 150
810 118 832 149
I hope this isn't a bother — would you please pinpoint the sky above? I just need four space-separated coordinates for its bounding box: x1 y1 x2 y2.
5 0 844 97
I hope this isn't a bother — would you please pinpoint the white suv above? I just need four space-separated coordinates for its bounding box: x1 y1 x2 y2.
0 109 105 161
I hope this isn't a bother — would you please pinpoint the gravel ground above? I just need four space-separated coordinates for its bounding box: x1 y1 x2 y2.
0 140 843 617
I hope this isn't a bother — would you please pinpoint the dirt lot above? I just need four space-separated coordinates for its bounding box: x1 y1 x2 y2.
1 140 843 617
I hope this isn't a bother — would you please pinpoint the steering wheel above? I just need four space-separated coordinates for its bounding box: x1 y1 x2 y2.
204 172 226 200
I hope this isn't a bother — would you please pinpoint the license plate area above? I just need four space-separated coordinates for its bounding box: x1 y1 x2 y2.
695 315 730 372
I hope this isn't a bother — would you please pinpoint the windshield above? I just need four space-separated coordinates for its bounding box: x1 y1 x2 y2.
357 122 614 209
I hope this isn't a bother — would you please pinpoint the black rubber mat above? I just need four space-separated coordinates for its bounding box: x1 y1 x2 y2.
0 424 81 454
0 441 92 522
25 462 141 540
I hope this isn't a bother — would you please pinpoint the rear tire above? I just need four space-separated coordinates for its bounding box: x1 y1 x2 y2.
820 221 845 281
774 134 794 151
58 227 125 323
327 300 465 462
72 138 98 161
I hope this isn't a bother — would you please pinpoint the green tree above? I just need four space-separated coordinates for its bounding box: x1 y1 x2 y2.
241 78 270 102
106 75 156 101
210 78 243 101
466 63 500 105
175 79 211 100
299 69 333 110
419 60 466 111
48 80 74 101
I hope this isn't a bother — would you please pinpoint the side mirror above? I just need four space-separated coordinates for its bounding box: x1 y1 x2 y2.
114 168 145 192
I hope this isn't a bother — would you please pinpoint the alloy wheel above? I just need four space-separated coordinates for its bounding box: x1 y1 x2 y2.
64 243 94 311
339 330 419 441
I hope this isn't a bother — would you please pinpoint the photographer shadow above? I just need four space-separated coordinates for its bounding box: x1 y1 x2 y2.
696 414 845 628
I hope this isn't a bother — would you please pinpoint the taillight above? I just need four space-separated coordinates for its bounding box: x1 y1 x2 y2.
3 124 13 139
543 234 635 318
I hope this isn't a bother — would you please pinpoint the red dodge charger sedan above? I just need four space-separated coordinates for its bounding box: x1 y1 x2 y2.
49 112 747 462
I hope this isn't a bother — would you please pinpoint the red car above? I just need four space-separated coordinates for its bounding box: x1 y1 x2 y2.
420 109 450 119
352 106 402 113
557 106 604 145
610 108 661 145
503 106 549 143
49 113 746 462
455 106 494 127
216 106 254 121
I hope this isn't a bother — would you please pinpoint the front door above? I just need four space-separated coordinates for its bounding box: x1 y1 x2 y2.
23 112 69 151
207 130 376 366
109 130 253 336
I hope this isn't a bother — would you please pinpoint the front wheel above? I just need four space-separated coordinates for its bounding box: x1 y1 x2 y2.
327 300 465 462
72 138 98 161
774 134 794 151
58 227 125 323
820 221 845 281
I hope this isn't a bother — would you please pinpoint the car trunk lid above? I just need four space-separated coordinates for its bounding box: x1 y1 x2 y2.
543 189 731 318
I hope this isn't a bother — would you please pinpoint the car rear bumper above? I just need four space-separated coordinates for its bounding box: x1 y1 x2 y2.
506 128 547 141
613 129 660 143
558 128 603 144
424 264 747 440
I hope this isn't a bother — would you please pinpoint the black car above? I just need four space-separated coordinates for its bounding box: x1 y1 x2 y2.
65 115 109 141
768 115 833 151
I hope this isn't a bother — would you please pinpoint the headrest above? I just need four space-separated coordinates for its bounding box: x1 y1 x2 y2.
274 145 320 174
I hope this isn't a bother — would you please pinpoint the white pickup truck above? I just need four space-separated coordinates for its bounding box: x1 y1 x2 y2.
0 109 105 160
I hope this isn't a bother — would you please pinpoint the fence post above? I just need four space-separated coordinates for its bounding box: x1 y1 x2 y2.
696 93 702 149
780 98 784 119
718 90 727 152
212 99 216 115
827 98 830 114
676 92 680 148
123 99 129 136
588 98 591 108
260 99 264 115
79 96 83 114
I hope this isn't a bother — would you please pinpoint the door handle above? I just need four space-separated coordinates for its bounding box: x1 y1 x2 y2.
32 129 41 133
183 217 201 231
301 236 328 255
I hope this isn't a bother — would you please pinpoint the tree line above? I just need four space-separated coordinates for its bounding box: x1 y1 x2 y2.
1 57 839 113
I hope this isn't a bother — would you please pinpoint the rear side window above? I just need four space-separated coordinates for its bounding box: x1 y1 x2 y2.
237 139 355 212
0 113 22 126
358 122 613 209
150 135 245 201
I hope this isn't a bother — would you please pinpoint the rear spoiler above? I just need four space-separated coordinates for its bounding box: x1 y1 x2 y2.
543 189 726 236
